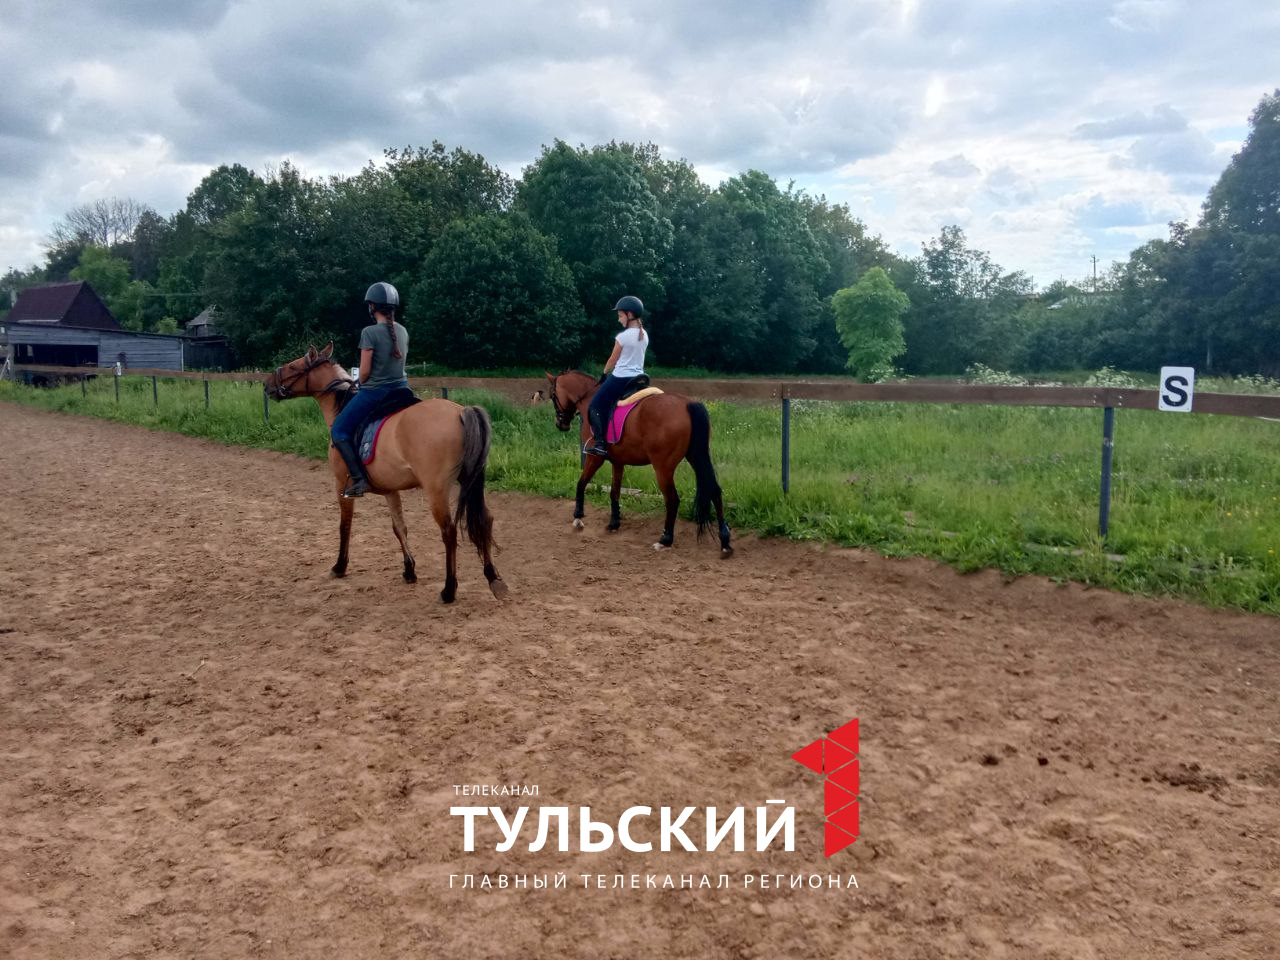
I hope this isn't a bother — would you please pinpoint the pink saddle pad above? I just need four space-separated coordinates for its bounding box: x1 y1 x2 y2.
607 401 640 444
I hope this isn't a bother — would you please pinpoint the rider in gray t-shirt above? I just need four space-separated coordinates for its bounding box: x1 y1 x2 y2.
358 319 409 387
330 281 411 497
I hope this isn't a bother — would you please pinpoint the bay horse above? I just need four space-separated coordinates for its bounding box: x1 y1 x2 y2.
265 343 507 602
545 370 732 557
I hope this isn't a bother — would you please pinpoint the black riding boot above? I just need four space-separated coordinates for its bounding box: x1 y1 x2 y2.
333 438 372 498
584 407 609 457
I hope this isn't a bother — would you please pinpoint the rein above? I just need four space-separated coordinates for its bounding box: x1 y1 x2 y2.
269 356 355 400
550 372 597 430
549 378 574 430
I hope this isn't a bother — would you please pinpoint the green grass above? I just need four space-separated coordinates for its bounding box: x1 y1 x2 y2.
404 361 860 380
5 373 1279 613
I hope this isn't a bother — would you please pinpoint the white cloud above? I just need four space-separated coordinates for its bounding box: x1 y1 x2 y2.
1108 0 1179 32
1073 104 1188 139
0 0 1273 287
930 155 980 178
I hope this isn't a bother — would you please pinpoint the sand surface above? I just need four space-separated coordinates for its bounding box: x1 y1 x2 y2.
1 403 1277 959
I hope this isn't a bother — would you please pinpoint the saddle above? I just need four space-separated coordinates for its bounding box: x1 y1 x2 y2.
616 374 651 402
346 385 421 465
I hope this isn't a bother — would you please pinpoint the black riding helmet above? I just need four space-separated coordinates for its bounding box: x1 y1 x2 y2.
365 281 399 315
613 295 644 315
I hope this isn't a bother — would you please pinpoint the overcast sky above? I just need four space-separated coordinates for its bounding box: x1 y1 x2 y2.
1 0 1275 287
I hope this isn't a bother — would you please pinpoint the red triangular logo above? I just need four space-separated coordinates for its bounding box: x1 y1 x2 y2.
824 778 857 816
828 719 859 754
828 759 859 795
828 801 860 839
824 821 857 857
791 739 824 775
824 737 856 773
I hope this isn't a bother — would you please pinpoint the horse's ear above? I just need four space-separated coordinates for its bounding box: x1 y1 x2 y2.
321 341 334 357
545 371 555 383
306 344 317 359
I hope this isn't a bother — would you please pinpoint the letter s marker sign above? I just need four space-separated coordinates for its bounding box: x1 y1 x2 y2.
1158 366 1195 412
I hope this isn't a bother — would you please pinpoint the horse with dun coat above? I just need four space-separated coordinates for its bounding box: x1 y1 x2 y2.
265 343 506 602
546 370 733 557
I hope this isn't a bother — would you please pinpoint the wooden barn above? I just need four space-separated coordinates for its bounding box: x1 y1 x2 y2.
1 282 230 373
6 280 118 331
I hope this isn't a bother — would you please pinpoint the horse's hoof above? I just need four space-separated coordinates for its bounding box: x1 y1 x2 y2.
573 518 585 531
489 578 508 599
652 542 669 551
403 572 417 584
440 590 456 604
330 567 347 579
721 547 734 559
607 523 620 533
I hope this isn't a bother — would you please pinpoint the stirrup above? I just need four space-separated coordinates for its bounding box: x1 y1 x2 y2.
342 476 371 498
583 440 609 457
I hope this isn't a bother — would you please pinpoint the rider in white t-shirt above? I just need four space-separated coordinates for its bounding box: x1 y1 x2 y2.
584 295 648 457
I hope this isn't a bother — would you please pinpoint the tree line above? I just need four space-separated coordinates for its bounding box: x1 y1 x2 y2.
3 90 1276 377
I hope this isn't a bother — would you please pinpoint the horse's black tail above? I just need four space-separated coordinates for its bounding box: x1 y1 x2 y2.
455 406 496 557
686 402 721 540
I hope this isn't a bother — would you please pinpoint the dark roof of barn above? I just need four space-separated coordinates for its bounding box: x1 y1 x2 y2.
5 323 189 341
8 282 119 329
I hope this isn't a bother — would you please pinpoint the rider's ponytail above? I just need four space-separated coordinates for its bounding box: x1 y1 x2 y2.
383 308 402 359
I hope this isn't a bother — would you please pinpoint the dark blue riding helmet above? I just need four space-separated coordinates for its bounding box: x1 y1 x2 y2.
365 281 399 307
613 295 644 315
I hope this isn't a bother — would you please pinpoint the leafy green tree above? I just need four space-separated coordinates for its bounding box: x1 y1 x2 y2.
831 267 909 379
42 238 87 282
409 213 587 367
71 246 130 305
156 165 266 327
657 192 768 369
308 144 516 346
899 226 1032 373
68 246 170 331
714 171 830 371
186 164 265 225
1094 91 1280 375
799 193 899 372
1203 90 1280 234
518 141 673 326
202 163 338 364
1195 90 1280 373
1020 279 1096 372
616 147 725 367
111 280 166 332
116 209 173 285
384 143 514 235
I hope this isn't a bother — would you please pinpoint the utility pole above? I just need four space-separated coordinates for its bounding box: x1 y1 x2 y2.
1090 255 1098 293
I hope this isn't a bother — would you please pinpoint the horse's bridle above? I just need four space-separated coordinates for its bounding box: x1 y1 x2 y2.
269 355 352 400
549 375 576 431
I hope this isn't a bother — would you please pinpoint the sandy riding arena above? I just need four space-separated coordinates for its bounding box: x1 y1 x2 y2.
2 403 1278 959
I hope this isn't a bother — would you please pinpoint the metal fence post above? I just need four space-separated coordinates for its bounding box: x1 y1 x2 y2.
204 379 210 410
81 378 86 398
263 388 270 424
781 389 792 495
1098 406 1115 539
441 385 449 399
114 375 120 403
152 375 158 406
